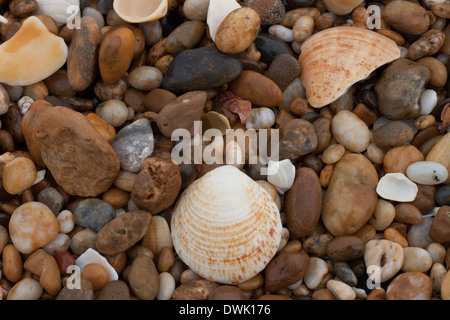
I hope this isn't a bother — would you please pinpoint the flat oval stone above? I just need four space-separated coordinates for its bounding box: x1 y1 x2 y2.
128 255 159 300
165 21 205 55
73 198 116 232
406 161 448 185
331 110 372 153
229 70 283 108
428 206 450 243
284 167 322 238
162 46 243 94
384 144 424 175
426 132 450 184
264 251 309 292
322 154 379 236
31 106 120 197
9 202 59 254
111 118 154 174
373 121 415 148
436 184 450 206
97 280 131 300
67 16 102 91
386 272 432 300
96 210 152 256
375 59 430 120
382 0 429 35
326 235 364 261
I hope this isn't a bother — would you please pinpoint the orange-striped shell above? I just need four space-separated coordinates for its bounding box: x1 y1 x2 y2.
299 26 401 108
171 165 282 284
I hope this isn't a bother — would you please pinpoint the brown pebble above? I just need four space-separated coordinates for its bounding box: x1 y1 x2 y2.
97 280 131 300
265 251 310 292
157 247 175 272
312 117 332 155
326 235 364 261
172 279 219 300
101 187 130 209
81 263 109 291
289 97 313 117
386 272 432 300
367 288 386 300
428 206 450 243
383 144 424 175
312 288 336 300
209 285 246 300
408 184 436 214
394 203 423 225
384 228 408 247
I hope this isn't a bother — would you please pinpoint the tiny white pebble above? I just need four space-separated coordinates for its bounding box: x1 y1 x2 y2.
18 96 34 115
420 89 438 115
268 25 294 43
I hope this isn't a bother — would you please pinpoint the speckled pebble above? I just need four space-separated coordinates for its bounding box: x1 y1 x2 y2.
73 198 116 232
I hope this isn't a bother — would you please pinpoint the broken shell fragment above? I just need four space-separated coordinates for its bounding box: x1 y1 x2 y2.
206 0 241 42
171 165 282 284
299 26 400 108
376 173 419 202
33 0 80 26
267 159 296 194
113 0 168 23
0 16 68 86
75 248 118 282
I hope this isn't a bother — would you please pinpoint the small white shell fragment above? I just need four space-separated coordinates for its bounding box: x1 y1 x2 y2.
75 248 118 281
267 159 296 194
207 0 241 42
171 165 282 284
376 173 418 202
268 25 294 43
31 170 46 186
0 15 7 24
420 89 438 115
34 0 80 26
18 96 34 115
406 161 449 185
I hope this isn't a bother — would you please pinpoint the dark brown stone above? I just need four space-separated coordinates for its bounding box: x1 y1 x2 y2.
278 119 317 160
264 251 309 292
97 280 131 300
429 206 450 243
326 235 364 261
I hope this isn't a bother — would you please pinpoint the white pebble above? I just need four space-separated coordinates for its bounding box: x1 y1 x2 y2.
18 96 34 115
326 279 356 300
303 257 328 290
406 161 448 185
426 243 446 264
245 107 275 130
157 272 176 300
364 239 404 283
31 169 46 186
268 25 294 43
420 89 438 115
7 278 43 300
96 99 129 127
56 210 74 234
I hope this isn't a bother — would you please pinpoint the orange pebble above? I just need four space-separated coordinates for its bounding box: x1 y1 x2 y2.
384 227 408 247
81 263 109 291
102 187 130 209
86 113 116 142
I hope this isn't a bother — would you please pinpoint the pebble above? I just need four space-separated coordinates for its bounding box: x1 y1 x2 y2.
86 113 116 142
373 121 415 148
128 66 163 92
280 7 320 28
56 210 74 234
375 59 430 120
254 33 294 65
285 167 321 238
407 217 434 248
292 15 314 43
3 244 22 282
9 201 59 254
384 145 424 175
278 119 317 160
95 99 129 128
426 243 446 264
67 16 102 91
55 251 75 275
303 257 328 290
280 78 306 111
70 229 97 256
81 263 109 291
230 70 282 108
364 239 404 283
143 89 177 113
430 263 447 293
426 133 450 184
414 115 435 130
7 278 43 300
268 25 293 43
436 184 450 206
429 206 450 243
386 272 432 300
128 254 160 300
264 251 310 292
97 280 130 300
96 210 152 256
99 27 135 84
384 228 408 248
209 285 247 300
331 110 371 153
32 106 120 197
408 30 446 61
56 277 94 300
326 280 356 300
242 0 285 25
402 247 433 272
420 89 438 115
75 248 118 282
0 224 8 254
264 54 300 92
406 161 448 185
369 199 396 231
42 233 70 256
182 0 210 21
172 279 219 300
442 271 450 300
322 154 378 236
156 91 207 138
165 21 205 55
326 236 364 261
24 249 61 295
312 117 332 155
417 57 447 88
394 203 423 225
303 234 333 257
162 46 243 94
245 107 276 130
382 0 429 35
37 187 64 215
73 198 116 232
2 156 36 195
131 157 181 215
333 261 357 287
102 188 130 209
322 144 345 165
111 118 154 173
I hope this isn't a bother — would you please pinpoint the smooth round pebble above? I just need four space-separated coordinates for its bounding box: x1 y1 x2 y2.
95 99 129 127
7 278 43 300
72 198 116 232
441 270 450 300
268 25 293 43
56 210 74 234
407 217 434 248
406 161 448 185
322 144 345 164
386 272 432 300
364 239 404 283
369 199 396 231
157 272 176 300
430 263 447 293
331 110 371 153
81 263 109 291
303 257 328 289
129 66 163 91
3 157 37 195
426 243 447 264
402 247 433 272
326 280 356 300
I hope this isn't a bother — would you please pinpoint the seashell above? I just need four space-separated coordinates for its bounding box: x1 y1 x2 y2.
322 0 364 15
406 161 448 185
0 16 68 86
113 0 168 23
376 173 419 202
206 0 241 42
33 0 80 26
142 215 173 255
171 165 282 284
299 26 401 108
267 159 296 194
202 111 231 135
75 248 118 282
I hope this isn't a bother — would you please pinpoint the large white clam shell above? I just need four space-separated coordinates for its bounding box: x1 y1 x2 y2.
376 173 418 202
34 0 80 26
171 165 282 284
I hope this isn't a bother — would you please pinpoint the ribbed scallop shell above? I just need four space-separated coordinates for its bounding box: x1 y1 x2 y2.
171 165 282 284
113 0 168 23
299 26 401 108
322 0 363 15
